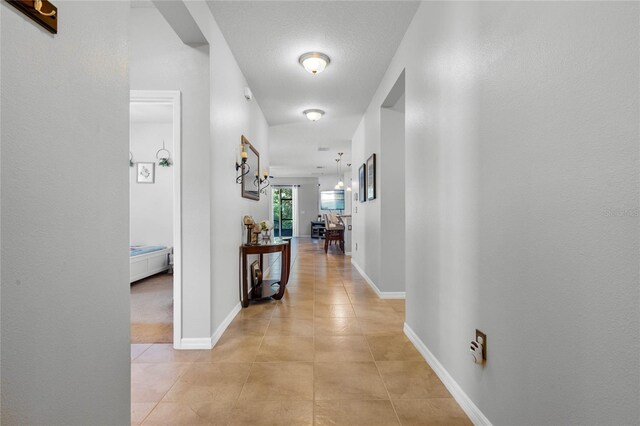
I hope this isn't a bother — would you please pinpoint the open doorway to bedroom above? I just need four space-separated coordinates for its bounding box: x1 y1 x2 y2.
129 91 181 345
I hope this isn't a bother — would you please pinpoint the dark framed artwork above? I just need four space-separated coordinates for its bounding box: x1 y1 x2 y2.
366 154 376 201
359 164 366 202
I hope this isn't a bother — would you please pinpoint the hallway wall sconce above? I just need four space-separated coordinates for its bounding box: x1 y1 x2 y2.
303 109 325 121
236 143 250 184
129 152 134 168
255 168 271 194
299 52 330 75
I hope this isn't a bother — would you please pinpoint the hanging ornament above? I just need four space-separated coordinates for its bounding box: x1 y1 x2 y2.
156 140 172 167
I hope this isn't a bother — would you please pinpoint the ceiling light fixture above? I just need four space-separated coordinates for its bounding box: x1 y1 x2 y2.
303 109 324 121
299 52 330 75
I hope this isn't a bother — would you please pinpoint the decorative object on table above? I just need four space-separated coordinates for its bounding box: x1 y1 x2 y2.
129 152 134 167
243 215 256 245
7 0 58 34
359 163 366 202
366 154 376 201
238 136 260 201
260 219 273 241
156 140 172 167
136 162 155 184
250 260 262 288
242 216 261 245
251 223 261 245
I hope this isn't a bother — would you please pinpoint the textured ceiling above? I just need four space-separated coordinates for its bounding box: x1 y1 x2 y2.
207 1 419 177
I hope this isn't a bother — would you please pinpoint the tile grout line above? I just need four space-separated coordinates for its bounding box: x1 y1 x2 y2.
137 400 160 425
366 335 404 425
132 343 154 362
353 264 405 426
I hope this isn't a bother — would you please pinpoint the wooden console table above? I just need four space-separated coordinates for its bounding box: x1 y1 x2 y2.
239 238 291 308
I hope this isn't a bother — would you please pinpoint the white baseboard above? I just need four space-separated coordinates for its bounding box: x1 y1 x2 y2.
178 337 212 350
350 259 405 299
404 323 492 426
211 302 241 348
178 303 241 350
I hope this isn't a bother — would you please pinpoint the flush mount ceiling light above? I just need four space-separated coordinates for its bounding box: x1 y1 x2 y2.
299 52 330 75
303 109 325 121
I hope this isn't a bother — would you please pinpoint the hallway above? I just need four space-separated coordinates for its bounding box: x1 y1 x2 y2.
130 238 470 425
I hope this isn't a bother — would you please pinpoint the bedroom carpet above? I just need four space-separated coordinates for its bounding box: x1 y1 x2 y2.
130 273 173 344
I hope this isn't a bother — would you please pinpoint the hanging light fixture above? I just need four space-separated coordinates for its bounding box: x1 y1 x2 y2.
334 153 344 189
298 52 330 75
346 163 352 191
303 109 324 121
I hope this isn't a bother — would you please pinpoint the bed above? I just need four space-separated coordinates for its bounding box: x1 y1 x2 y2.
130 246 172 283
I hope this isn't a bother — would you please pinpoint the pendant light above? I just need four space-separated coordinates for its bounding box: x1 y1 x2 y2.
334 152 344 189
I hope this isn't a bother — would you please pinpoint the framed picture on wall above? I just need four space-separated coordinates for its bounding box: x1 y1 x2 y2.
366 154 376 201
359 164 366 202
137 162 155 184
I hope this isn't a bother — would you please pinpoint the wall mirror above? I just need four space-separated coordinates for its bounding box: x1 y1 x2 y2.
241 135 260 201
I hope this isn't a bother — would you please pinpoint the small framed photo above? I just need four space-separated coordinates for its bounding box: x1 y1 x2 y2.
359 164 366 202
367 154 376 201
250 260 262 287
137 162 155 184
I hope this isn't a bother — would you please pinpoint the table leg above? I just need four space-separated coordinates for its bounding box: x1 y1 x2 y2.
241 251 249 308
273 243 291 300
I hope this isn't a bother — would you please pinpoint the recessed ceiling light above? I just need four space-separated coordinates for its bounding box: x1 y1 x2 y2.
299 52 330 75
303 109 324 121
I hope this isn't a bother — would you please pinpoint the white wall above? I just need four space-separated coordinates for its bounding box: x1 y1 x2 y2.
129 7 211 340
189 2 270 338
130 122 173 247
271 177 320 236
352 1 639 424
380 106 405 292
1 2 130 424
352 119 381 286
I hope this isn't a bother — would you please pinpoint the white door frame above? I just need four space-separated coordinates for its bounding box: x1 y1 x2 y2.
130 90 183 347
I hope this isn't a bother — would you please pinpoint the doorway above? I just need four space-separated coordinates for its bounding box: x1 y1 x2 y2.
129 90 182 346
272 186 294 237
380 70 406 295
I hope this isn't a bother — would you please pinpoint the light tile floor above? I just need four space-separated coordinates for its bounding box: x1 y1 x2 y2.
131 238 471 425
